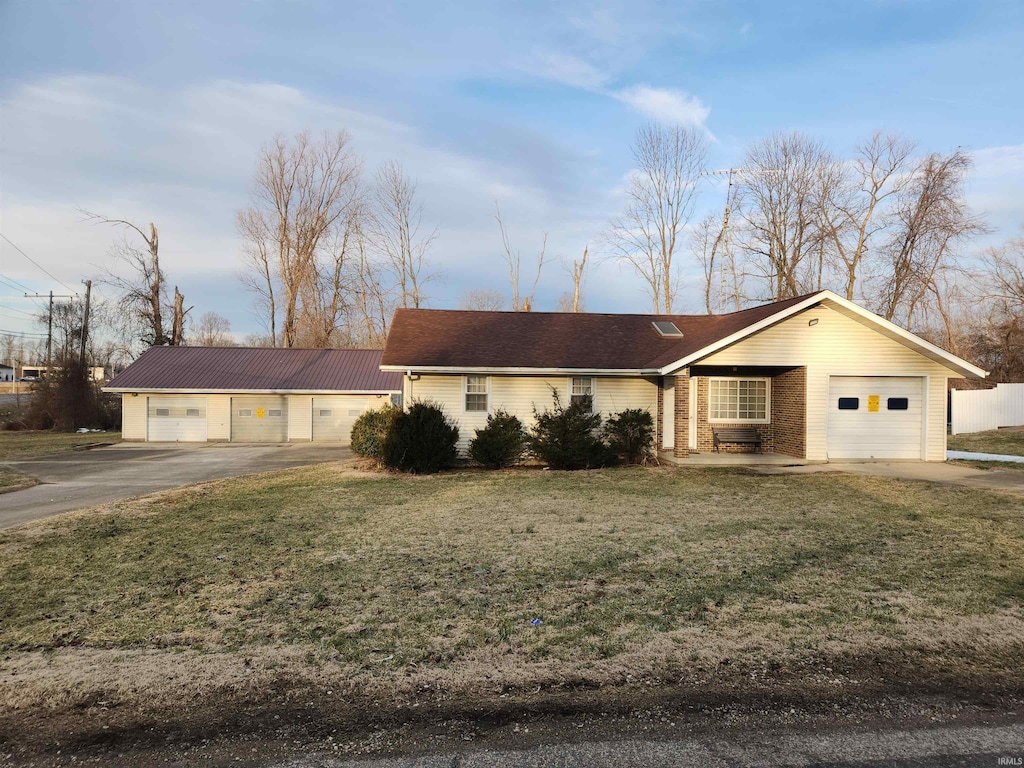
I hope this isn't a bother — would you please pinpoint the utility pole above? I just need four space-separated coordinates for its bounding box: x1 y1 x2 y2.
79 280 92 367
24 290 75 369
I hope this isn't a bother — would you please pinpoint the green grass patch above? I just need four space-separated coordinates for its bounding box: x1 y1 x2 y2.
948 428 1024 457
0 430 121 461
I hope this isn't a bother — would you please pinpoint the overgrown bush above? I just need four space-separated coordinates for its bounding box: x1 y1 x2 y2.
350 404 402 461
382 400 459 474
528 392 616 470
604 408 655 465
23 359 119 431
468 409 527 468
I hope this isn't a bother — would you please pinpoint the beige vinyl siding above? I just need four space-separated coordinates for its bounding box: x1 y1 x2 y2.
207 395 231 441
697 305 958 461
288 395 313 441
121 394 147 440
410 374 657 453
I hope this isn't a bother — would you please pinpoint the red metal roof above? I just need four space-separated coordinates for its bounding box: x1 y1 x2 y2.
381 294 819 371
106 347 402 392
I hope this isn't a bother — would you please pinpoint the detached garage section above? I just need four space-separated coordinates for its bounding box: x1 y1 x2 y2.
105 347 402 445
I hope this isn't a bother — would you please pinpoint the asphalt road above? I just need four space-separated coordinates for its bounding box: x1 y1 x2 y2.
0 443 353 529
273 722 1024 767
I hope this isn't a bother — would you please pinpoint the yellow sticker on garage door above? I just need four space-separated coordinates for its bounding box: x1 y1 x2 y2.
256 407 265 419
867 395 880 413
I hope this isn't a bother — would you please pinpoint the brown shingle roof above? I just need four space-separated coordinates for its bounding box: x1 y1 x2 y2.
381 293 819 371
106 347 402 392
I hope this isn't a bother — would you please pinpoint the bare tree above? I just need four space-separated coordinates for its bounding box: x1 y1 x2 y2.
691 212 720 313
84 212 185 347
238 130 362 347
345 222 394 347
495 202 547 311
875 149 985 325
566 245 588 312
460 288 507 311
818 133 916 301
191 312 233 346
734 133 836 301
370 161 438 309
606 124 709 312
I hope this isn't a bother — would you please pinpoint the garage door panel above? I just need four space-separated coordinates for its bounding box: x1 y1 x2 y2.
231 396 288 442
827 376 923 460
312 396 370 443
148 396 208 442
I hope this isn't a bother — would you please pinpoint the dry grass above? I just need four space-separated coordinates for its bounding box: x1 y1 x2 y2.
948 427 1024 457
0 466 36 493
1 464 1022 712
0 430 121 461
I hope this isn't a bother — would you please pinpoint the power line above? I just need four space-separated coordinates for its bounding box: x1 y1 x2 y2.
0 304 40 318
0 233 78 295
0 272 36 293
0 328 48 338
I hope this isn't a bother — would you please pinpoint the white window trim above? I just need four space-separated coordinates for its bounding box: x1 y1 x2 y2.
463 374 490 414
568 376 596 413
707 376 771 425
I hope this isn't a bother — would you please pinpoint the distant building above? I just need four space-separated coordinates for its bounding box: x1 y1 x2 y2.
16 365 106 382
0 364 13 382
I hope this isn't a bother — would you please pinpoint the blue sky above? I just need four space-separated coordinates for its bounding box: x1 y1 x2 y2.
1 0 1022 340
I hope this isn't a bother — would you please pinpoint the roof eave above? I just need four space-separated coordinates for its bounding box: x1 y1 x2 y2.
103 387 401 395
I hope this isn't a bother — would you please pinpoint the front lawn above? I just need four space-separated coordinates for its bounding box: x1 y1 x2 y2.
0 430 120 461
0 466 36 493
948 427 1024 457
1 464 1022 724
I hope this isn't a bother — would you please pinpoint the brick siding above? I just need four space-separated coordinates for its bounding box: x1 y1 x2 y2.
672 371 690 458
679 368 806 457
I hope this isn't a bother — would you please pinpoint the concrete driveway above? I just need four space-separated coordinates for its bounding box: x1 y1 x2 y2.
0 443 353 530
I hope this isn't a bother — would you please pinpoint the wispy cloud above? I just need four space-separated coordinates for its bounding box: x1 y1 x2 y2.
612 85 711 130
524 52 612 90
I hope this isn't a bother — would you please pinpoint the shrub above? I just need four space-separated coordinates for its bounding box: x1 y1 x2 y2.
23 358 118 431
469 409 527 468
604 408 655 465
350 404 402 461
528 392 616 470
382 400 459 474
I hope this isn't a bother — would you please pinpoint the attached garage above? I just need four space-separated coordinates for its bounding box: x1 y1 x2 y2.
107 347 402 444
312 396 370 442
231 396 288 443
147 395 208 442
827 376 925 460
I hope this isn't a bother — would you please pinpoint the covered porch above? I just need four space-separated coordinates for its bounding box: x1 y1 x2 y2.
657 365 807 461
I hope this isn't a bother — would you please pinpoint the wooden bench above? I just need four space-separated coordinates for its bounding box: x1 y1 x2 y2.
712 427 763 453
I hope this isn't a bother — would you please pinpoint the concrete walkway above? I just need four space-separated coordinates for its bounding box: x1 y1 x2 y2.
0 443 353 529
756 457 1024 494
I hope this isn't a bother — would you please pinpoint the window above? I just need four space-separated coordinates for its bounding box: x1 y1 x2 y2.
348 409 362 417
570 377 595 409
239 409 253 417
887 397 909 411
709 378 769 422
268 409 282 417
185 408 201 417
464 375 489 412
390 393 403 408
155 408 170 417
319 409 332 417
838 398 859 411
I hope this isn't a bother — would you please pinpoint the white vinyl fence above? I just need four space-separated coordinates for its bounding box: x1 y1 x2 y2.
951 383 1024 435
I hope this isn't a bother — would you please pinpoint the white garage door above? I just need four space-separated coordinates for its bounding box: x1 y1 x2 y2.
827 376 924 460
231 396 288 442
148 396 208 442
312 396 370 443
